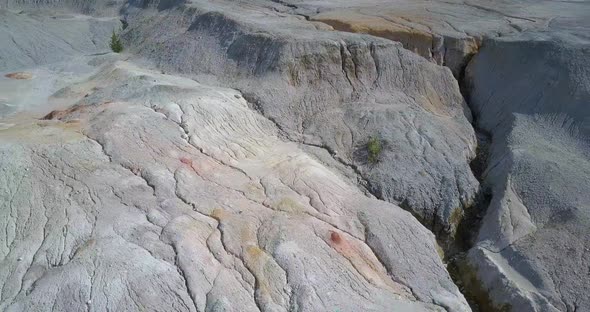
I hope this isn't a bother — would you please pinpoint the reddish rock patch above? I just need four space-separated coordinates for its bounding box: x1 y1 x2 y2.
42 105 89 120
5 72 33 80
42 101 113 121
330 231 342 244
180 157 193 166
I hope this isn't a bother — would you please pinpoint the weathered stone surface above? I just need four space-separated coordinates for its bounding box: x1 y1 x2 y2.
123 0 479 235
0 10 119 71
465 30 590 311
259 1 590 310
274 0 589 76
0 46 470 311
0 0 126 16
2 0 589 311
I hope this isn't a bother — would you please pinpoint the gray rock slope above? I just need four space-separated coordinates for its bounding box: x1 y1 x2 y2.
0 3 473 311
123 0 479 236
288 0 590 309
0 58 468 311
0 0 126 16
0 10 120 71
1 0 589 311
465 31 590 311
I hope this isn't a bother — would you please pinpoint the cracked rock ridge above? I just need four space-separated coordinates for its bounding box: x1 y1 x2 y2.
121 0 480 237
0 58 469 311
1 0 589 311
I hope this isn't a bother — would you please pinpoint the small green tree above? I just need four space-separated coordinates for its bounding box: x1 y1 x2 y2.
367 136 382 164
109 30 123 53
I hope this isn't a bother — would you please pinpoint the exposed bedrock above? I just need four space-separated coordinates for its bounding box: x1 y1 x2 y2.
2 0 588 311
463 31 590 311
0 59 469 311
308 10 479 78
122 1 480 237
274 0 589 79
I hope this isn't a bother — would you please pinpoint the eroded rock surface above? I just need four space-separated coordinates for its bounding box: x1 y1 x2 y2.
0 10 119 71
123 0 479 235
465 31 590 311
1 0 589 311
274 0 589 76
0 39 469 312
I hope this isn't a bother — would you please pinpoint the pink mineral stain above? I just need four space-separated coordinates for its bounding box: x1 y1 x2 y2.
180 157 193 166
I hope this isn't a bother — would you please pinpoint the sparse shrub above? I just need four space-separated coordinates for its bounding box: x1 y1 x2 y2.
109 30 123 53
367 136 382 164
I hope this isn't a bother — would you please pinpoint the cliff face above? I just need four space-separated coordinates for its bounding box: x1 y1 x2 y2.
0 0 588 311
465 33 590 311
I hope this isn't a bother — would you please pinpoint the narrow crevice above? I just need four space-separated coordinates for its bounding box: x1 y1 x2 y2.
269 0 298 10
443 51 499 312
169 243 200 312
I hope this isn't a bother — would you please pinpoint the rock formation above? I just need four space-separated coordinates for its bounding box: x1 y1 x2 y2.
0 0 588 311
123 0 480 237
465 30 589 311
0 59 468 311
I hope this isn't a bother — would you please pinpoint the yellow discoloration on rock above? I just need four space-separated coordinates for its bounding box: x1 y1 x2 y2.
243 245 269 292
244 181 265 201
328 230 412 297
435 242 445 261
239 223 256 244
312 11 434 59
210 208 227 221
245 245 264 260
273 197 305 213
0 118 84 144
243 245 286 306
449 207 464 229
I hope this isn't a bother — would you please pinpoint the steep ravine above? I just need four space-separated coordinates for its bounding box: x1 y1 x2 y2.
137 4 496 308
290 14 497 308
312 17 505 308
447 68 495 311
417 39 507 312
243 36 494 309
443 29 590 311
124 3 534 309
251 33 494 309
461 33 590 311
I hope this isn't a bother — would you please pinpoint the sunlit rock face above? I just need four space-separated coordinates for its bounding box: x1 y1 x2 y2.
0 0 587 311
0 1 470 308
122 0 479 236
